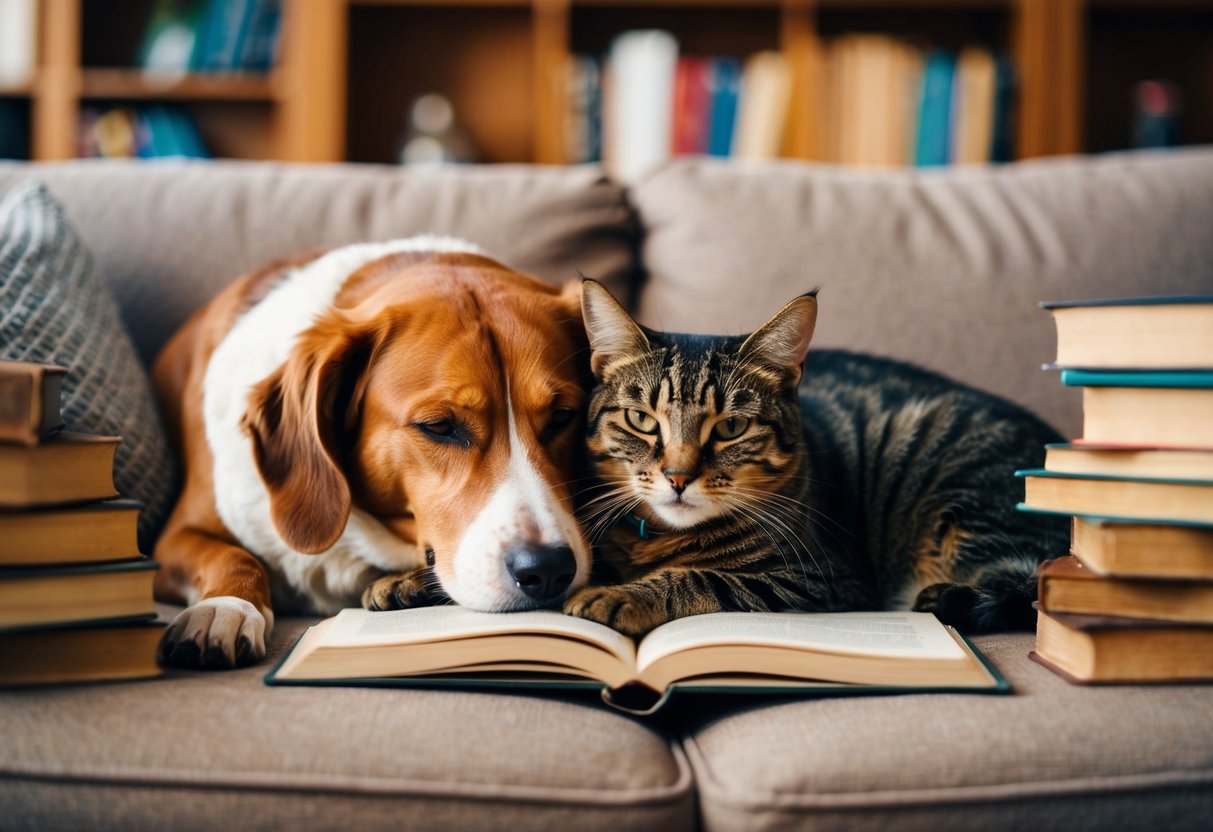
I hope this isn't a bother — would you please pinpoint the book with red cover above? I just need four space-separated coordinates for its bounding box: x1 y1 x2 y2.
671 56 711 155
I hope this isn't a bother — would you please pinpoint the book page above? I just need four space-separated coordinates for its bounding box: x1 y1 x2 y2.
637 611 965 672
322 606 637 665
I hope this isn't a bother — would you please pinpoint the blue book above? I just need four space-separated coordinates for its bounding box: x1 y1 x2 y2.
197 0 256 71
237 0 281 72
707 58 741 158
1060 370 1213 389
914 51 955 167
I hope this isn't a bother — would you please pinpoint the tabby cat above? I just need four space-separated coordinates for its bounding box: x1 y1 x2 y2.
562 280 1069 637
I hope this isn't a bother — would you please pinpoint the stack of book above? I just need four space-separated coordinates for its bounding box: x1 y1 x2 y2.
1016 296 1213 685
0 360 162 687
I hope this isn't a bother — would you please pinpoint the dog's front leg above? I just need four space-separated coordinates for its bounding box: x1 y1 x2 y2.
361 566 448 611
154 523 275 670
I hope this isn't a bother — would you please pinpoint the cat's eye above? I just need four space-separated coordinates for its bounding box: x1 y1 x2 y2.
624 408 659 435
713 416 751 440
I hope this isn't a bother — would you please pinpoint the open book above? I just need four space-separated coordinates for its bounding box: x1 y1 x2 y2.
266 608 1006 713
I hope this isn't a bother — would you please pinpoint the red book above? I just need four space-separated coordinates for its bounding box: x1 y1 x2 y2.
671 57 711 155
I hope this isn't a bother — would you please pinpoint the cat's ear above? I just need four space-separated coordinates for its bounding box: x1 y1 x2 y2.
739 291 818 387
581 278 650 377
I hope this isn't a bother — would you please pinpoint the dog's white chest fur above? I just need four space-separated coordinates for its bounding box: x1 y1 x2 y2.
203 236 484 614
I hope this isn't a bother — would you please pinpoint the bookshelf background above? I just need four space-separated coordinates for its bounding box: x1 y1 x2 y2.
2 0 1211 166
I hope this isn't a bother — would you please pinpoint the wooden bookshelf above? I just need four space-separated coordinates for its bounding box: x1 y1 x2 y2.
11 0 1213 164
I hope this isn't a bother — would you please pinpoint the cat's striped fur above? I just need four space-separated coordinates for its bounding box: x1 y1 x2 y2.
562 281 1069 637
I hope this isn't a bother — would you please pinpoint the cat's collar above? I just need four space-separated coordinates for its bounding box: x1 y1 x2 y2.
621 511 668 540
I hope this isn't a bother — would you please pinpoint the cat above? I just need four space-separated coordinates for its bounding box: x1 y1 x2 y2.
562 279 1070 638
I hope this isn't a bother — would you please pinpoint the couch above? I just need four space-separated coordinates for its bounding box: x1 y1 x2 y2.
1 150 1212 831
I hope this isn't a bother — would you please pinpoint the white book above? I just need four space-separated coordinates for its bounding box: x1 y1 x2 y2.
605 30 678 183
0 0 36 86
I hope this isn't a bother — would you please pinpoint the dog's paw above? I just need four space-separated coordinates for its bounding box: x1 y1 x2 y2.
361 569 444 611
158 597 273 670
563 585 668 638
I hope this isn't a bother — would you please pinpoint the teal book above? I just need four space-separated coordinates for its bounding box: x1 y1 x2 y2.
914 51 955 167
1017 468 1213 525
264 607 1008 715
989 54 1015 163
1059 370 1213 388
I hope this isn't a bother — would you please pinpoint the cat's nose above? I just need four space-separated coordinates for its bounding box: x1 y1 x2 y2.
663 469 698 495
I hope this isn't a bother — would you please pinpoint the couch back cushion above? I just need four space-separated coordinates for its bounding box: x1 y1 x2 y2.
0 161 635 365
630 150 1213 435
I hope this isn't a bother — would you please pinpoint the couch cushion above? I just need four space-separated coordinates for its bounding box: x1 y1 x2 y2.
631 150 1213 436
0 613 694 832
0 181 176 547
681 632 1213 832
0 160 635 365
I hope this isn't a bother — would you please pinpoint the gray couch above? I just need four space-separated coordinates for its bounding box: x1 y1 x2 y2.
2 151 1212 831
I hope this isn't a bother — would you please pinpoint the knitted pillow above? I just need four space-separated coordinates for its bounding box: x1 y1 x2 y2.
0 181 176 550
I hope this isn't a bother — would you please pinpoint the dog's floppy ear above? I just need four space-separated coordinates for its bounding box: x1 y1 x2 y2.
739 291 818 389
242 315 381 554
581 278 650 378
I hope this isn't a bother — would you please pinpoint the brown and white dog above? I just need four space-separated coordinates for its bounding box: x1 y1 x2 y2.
152 237 593 668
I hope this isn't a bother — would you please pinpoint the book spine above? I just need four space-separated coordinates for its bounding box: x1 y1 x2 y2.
0 364 64 445
707 58 740 158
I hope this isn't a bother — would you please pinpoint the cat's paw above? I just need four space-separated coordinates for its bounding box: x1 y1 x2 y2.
362 569 444 611
913 582 983 628
564 585 668 637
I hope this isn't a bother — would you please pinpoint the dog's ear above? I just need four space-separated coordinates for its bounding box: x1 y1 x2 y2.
580 278 650 378
739 291 818 389
242 315 380 554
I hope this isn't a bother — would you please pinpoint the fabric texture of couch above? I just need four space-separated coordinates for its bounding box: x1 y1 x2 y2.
1 151 1212 831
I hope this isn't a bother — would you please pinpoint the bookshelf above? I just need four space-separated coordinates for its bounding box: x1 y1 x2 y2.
5 0 1211 164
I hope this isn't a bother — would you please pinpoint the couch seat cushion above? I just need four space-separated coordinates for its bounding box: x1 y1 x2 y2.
630 150 1213 436
680 632 1213 832
0 613 693 832
0 160 634 365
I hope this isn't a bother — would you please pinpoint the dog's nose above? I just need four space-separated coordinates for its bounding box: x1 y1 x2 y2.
505 544 576 602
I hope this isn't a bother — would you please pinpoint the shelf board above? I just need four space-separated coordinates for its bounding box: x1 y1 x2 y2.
79 69 280 102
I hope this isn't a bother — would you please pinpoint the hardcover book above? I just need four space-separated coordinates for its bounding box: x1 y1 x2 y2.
0 499 142 567
1045 443 1213 481
0 559 157 630
1038 555 1213 624
0 360 65 445
1017 469 1213 525
0 617 164 686
1076 385 1213 449
266 607 1007 714
1032 605 1213 684
0 431 120 507
1043 295 1213 370
1070 515 1213 580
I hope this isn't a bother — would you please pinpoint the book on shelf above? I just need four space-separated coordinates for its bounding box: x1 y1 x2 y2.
0 360 65 445
1032 606 1213 684
1070 515 1213 580
138 0 280 75
565 55 601 165
0 559 158 630
1045 443 1213 480
604 30 678 183
1017 469 1213 526
1039 555 1213 624
1059 370 1213 449
0 431 120 507
1043 295 1213 370
671 57 711 156
0 617 164 686
0 499 142 567
707 58 741 158
951 46 996 165
80 106 209 160
139 0 210 75
0 0 35 87
732 51 791 162
266 607 1006 714
914 51 956 167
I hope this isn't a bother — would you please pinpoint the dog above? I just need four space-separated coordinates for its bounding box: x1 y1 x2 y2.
152 237 593 669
